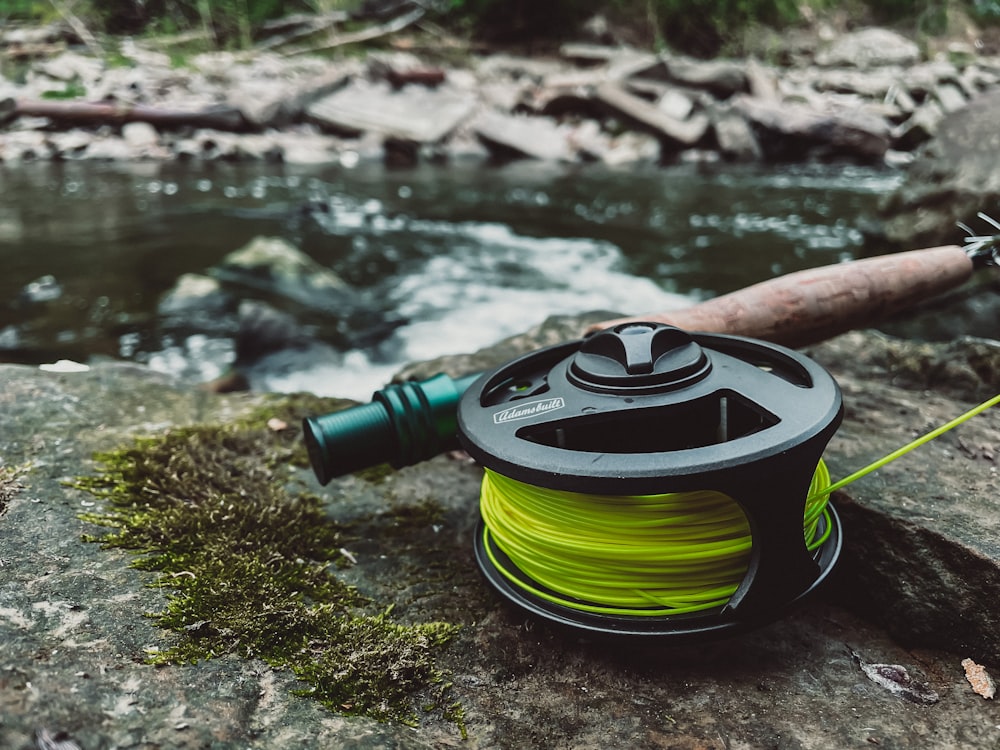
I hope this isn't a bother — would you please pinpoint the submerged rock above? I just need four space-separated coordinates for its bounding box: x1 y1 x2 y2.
212 235 358 313
20 274 62 303
233 299 331 364
158 272 232 316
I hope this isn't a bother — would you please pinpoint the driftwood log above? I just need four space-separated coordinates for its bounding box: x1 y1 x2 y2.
4 99 246 131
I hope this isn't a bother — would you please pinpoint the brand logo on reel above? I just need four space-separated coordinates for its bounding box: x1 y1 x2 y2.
493 397 566 424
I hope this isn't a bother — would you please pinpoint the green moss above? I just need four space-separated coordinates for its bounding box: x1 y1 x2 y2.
242 391 356 469
353 462 395 484
73 399 463 730
292 608 458 723
382 497 446 532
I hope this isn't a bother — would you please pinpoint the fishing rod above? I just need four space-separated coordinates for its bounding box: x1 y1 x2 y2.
590 221 1000 347
305 224 999 483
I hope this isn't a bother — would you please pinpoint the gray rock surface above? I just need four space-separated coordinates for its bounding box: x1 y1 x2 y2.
733 93 891 161
879 87 1000 248
471 111 576 162
2 324 1000 748
816 27 921 69
806 332 1000 656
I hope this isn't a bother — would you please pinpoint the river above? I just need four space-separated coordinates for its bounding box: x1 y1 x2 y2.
0 159 901 400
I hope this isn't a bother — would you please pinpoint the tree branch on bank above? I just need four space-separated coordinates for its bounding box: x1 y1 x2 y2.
5 98 246 131
134 28 214 50
254 11 350 51
282 7 425 57
47 0 104 58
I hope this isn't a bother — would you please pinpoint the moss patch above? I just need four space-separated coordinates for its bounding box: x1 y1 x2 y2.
74 397 463 730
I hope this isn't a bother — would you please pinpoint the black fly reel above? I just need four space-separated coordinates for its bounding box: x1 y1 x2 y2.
457 323 844 640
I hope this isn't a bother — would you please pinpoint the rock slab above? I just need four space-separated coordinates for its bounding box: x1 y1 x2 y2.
307 79 476 143
879 87 1000 248
2 326 1000 747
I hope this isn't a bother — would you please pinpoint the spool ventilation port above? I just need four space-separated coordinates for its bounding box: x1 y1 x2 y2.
517 390 778 454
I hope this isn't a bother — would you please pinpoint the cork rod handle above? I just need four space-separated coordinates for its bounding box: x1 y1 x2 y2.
590 245 975 348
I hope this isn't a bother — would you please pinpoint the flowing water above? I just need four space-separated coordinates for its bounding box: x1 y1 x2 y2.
0 159 901 399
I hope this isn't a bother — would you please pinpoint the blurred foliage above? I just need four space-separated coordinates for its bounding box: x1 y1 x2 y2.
96 0 297 44
635 0 804 55
441 0 596 42
1 0 997 55
972 0 1000 19
441 0 997 55
0 0 43 13
0 0 51 21
0 0 315 47
865 0 949 35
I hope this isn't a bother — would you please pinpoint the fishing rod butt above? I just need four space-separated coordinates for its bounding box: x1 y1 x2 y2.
303 401 395 485
303 371 482 484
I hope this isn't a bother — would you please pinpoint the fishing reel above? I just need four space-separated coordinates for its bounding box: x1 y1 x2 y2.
304 322 844 641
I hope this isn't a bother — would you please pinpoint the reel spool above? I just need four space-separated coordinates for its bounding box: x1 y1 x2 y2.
457 322 844 640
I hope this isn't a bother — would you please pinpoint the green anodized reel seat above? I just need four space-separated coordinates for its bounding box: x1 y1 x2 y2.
303 371 482 485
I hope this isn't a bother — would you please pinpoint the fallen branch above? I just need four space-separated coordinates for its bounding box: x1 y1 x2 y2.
2 41 68 61
48 0 104 58
10 99 246 131
138 28 214 50
283 7 425 57
255 11 349 51
414 19 472 51
588 245 978 349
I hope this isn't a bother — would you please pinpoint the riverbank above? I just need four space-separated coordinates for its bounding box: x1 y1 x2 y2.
2 19 998 169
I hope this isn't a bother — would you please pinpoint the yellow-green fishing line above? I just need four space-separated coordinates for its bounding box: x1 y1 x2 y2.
480 461 832 617
809 391 1000 502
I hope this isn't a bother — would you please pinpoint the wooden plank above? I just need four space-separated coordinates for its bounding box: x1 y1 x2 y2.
472 111 574 161
307 79 475 143
233 66 358 128
11 99 245 131
595 81 709 146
